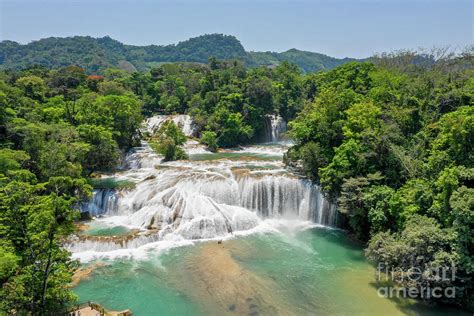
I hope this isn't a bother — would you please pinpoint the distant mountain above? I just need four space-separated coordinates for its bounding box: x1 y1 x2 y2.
0 34 357 73
248 48 356 73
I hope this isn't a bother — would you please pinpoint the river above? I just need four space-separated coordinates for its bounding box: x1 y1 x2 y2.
70 115 464 315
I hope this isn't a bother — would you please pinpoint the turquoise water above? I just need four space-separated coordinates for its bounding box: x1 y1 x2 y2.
80 222 131 237
73 227 466 315
189 143 286 162
74 259 201 314
189 151 279 161
73 142 466 315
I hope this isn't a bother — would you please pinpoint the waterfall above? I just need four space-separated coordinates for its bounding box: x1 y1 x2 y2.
80 189 119 216
124 142 162 169
73 171 338 254
146 114 285 142
71 115 338 258
81 169 339 234
264 115 287 142
238 176 336 225
145 114 197 137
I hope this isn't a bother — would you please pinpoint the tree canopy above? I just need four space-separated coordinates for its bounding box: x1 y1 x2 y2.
0 34 356 74
0 48 472 312
286 51 474 309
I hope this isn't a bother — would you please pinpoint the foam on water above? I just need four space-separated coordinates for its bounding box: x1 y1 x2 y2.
71 218 332 263
145 114 197 137
235 144 290 157
72 115 338 262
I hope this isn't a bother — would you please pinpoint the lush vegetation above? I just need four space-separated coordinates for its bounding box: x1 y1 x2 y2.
248 48 355 73
286 50 473 309
132 59 305 148
0 58 306 312
0 65 142 313
149 121 188 161
0 34 355 74
200 131 218 152
0 46 472 312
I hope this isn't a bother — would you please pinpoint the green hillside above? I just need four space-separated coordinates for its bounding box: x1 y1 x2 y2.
248 48 355 72
0 34 355 73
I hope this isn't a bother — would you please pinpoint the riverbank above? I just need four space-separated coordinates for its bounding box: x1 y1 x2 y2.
68 301 131 316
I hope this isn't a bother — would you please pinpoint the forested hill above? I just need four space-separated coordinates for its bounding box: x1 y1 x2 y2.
0 34 355 73
248 49 356 72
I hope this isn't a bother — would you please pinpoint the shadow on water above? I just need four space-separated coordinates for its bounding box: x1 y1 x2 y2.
73 230 469 316
305 227 367 263
294 228 469 315
367 280 471 316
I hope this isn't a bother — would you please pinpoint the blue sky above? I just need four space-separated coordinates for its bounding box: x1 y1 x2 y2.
0 0 472 58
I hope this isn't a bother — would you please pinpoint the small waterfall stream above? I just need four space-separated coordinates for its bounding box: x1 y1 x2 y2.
145 114 197 137
71 115 338 259
264 114 287 142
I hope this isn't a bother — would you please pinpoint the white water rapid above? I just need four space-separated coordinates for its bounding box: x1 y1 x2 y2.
70 115 338 262
145 114 197 137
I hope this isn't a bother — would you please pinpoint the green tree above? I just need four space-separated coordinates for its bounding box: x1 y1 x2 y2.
16 76 46 101
200 131 218 152
207 106 253 147
77 124 120 172
76 95 142 148
149 120 188 161
0 177 90 314
48 66 86 99
366 215 463 306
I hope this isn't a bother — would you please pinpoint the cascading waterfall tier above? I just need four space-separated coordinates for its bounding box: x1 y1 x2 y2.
82 169 337 225
145 114 197 137
70 115 338 258
264 115 287 142
80 189 119 216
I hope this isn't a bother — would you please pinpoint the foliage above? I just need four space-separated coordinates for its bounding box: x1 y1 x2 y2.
0 63 144 312
149 120 188 161
15 75 46 101
200 131 218 152
0 176 90 314
248 49 356 73
77 124 120 173
286 53 474 308
366 215 469 307
141 59 307 147
0 34 356 74
0 47 472 311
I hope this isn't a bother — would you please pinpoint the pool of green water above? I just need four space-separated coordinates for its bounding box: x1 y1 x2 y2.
189 151 281 162
80 222 131 237
73 228 467 315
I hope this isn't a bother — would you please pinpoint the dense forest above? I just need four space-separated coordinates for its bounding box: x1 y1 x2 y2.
0 58 307 313
0 47 472 313
0 34 354 74
286 50 474 310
